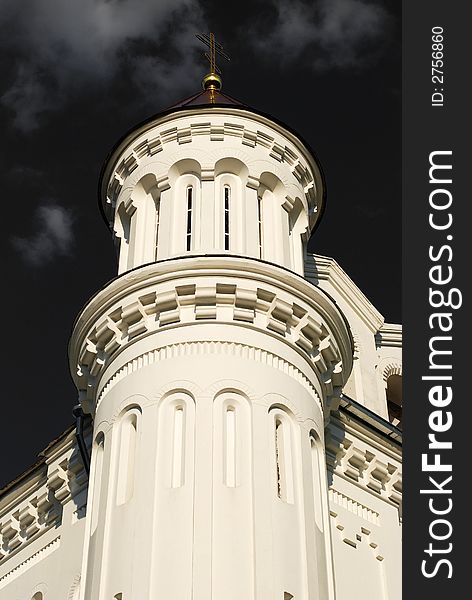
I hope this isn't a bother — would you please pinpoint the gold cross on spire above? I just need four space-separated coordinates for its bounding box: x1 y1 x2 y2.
196 32 230 101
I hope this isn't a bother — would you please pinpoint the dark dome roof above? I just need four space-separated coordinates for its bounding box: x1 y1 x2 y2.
166 88 245 109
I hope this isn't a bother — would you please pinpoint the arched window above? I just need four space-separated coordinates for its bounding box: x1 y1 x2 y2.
257 173 290 267
116 409 140 505
157 393 195 489
168 160 202 255
224 185 230 250
213 392 252 489
386 374 402 429
270 410 294 504
214 158 248 254
186 185 193 251
32 593 43 600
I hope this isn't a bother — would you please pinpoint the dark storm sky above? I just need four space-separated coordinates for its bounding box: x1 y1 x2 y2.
0 0 400 487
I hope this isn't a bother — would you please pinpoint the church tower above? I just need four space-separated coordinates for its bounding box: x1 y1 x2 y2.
68 43 354 600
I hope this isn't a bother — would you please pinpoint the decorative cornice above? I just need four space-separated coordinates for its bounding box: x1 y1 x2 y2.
102 109 323 233
68 574 81 600
69 257 353 411
305 254 386 333
326 423 402 509
351 331 361 359
376 323 402 348
0 430 89 567
329 488 380 526
0 536 60 589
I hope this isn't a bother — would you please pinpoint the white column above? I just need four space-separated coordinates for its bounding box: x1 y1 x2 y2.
245 179 260 258
201 168 215 252
156 187 172 259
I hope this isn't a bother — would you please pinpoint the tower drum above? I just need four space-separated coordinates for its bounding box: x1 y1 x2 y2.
69 101 353 600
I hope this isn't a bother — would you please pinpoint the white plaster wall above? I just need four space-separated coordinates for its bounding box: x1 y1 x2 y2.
329 473 402 600
305 254 402 422
81 339 331 600
326 414 402 600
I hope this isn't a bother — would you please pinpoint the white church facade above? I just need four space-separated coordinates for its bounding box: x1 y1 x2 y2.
0 71 402 600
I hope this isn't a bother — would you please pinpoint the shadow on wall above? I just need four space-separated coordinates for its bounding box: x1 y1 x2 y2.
386 374 402 430
325 417 347 490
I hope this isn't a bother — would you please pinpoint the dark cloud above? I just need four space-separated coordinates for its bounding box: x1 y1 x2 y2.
248 0 392 69
11 204 75 265
5 165 45 182
0 0 393 132
0 0 204 131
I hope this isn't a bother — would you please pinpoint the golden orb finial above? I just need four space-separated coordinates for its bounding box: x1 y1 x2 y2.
202 72 222 91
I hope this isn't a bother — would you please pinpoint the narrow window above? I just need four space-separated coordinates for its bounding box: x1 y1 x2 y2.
275 419 285 499
186 186 193 251
257 195 263 258
224 406 236 487
116 412 138 506
154 197 161 260
172 405 185 487
274 417 294 503
224 185 230 250
32 594 43 600
91 433 105 534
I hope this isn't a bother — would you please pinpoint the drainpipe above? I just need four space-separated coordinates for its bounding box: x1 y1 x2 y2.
73 404 91 475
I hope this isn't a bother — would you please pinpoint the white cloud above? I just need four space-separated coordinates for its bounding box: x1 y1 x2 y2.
0 0 204 131
11 204 75 266
250 0 391 69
